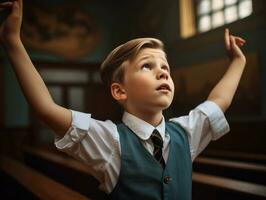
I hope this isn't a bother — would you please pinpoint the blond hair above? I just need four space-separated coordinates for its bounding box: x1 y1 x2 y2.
100 38 164 87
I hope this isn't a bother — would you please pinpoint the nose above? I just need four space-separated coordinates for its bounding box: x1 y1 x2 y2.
156 69 169 80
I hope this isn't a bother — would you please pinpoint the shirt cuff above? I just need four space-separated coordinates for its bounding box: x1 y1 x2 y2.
54 110 91 148
196 100 230 140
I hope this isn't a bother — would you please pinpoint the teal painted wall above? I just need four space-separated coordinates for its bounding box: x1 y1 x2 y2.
1 0 118 127
4 61 29 127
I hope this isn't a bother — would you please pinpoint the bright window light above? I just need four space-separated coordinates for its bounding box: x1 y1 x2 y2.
196 0 253 33
199 15 211 32
239 0 253 19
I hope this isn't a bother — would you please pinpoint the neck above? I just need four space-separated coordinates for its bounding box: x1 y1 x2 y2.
125 108 163 127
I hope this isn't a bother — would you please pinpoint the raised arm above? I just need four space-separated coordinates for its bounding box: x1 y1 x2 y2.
0 0 71 138
207 28 246 113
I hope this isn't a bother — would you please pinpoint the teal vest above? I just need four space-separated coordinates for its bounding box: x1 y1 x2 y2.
108 122 192 200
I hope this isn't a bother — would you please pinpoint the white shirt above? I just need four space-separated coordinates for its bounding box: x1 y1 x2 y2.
54 100 230 194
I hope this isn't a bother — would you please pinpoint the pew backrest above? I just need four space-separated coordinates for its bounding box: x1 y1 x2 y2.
0 155 90 200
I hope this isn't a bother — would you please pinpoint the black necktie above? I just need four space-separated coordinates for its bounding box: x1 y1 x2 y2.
150 129 165 169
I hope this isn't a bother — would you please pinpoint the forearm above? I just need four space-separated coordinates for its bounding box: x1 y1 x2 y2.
4 39 55 116
207 58 246 112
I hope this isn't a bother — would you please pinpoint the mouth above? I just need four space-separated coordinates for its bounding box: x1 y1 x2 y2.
156 83 171 92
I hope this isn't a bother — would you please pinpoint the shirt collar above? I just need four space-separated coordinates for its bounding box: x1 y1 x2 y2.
122 111 165 141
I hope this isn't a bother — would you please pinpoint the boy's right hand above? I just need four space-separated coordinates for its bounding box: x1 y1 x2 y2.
0 0 23 46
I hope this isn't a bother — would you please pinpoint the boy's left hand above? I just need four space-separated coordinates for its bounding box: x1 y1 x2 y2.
224 28 246 63
0 0 23 46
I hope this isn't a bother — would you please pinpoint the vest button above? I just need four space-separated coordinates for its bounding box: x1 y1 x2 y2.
163 176 172 184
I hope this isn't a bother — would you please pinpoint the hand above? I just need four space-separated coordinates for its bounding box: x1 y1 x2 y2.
224 28 246 63
0 0 23 46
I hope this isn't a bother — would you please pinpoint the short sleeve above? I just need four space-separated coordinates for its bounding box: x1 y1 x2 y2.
54 110 91 147
169 100 230 161
54 110 120 190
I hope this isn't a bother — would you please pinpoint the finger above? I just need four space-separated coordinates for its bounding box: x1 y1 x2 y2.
0 2 14 7
10 0 20 16
230 35 236 49
224 28 230 50
17 0 23 14
234 36 245 46
235 37 246 43
0 2 13 12
230 35 236 43
232 37 243 58
12 0 23 18
230 35 242 50
236 40 245 45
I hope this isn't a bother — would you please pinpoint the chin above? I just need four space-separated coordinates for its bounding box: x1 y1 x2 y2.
155 100 172 110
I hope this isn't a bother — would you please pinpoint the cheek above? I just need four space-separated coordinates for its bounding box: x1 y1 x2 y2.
127 75 152 94
130 73 150 86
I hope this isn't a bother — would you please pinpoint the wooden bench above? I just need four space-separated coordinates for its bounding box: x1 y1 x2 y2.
23 147 107 199
195 157 266 171
193 172 266 200
202 150 266 164
194 156 266 184
0 155 90 200
24 146 91 175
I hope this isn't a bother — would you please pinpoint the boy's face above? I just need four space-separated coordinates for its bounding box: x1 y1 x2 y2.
122 48 175 113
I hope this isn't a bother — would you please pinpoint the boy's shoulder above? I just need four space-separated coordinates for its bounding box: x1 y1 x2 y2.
166 121 188 137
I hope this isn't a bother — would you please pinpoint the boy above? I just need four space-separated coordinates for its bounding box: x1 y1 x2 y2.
0 0 246 199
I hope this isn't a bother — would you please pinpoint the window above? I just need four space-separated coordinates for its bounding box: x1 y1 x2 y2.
196 0 253 33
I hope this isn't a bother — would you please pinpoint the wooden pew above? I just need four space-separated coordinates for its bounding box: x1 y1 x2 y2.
24 146 91 175
193 172 266 200
24 147 266 200
0 155 90 200
23 147 107 199
202 150 266 164
194 156 266 184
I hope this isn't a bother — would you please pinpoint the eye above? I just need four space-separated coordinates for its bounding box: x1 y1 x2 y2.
162 65 170 72
141 64 151 71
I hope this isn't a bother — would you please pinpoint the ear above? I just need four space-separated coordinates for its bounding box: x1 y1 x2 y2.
110 82 127 101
